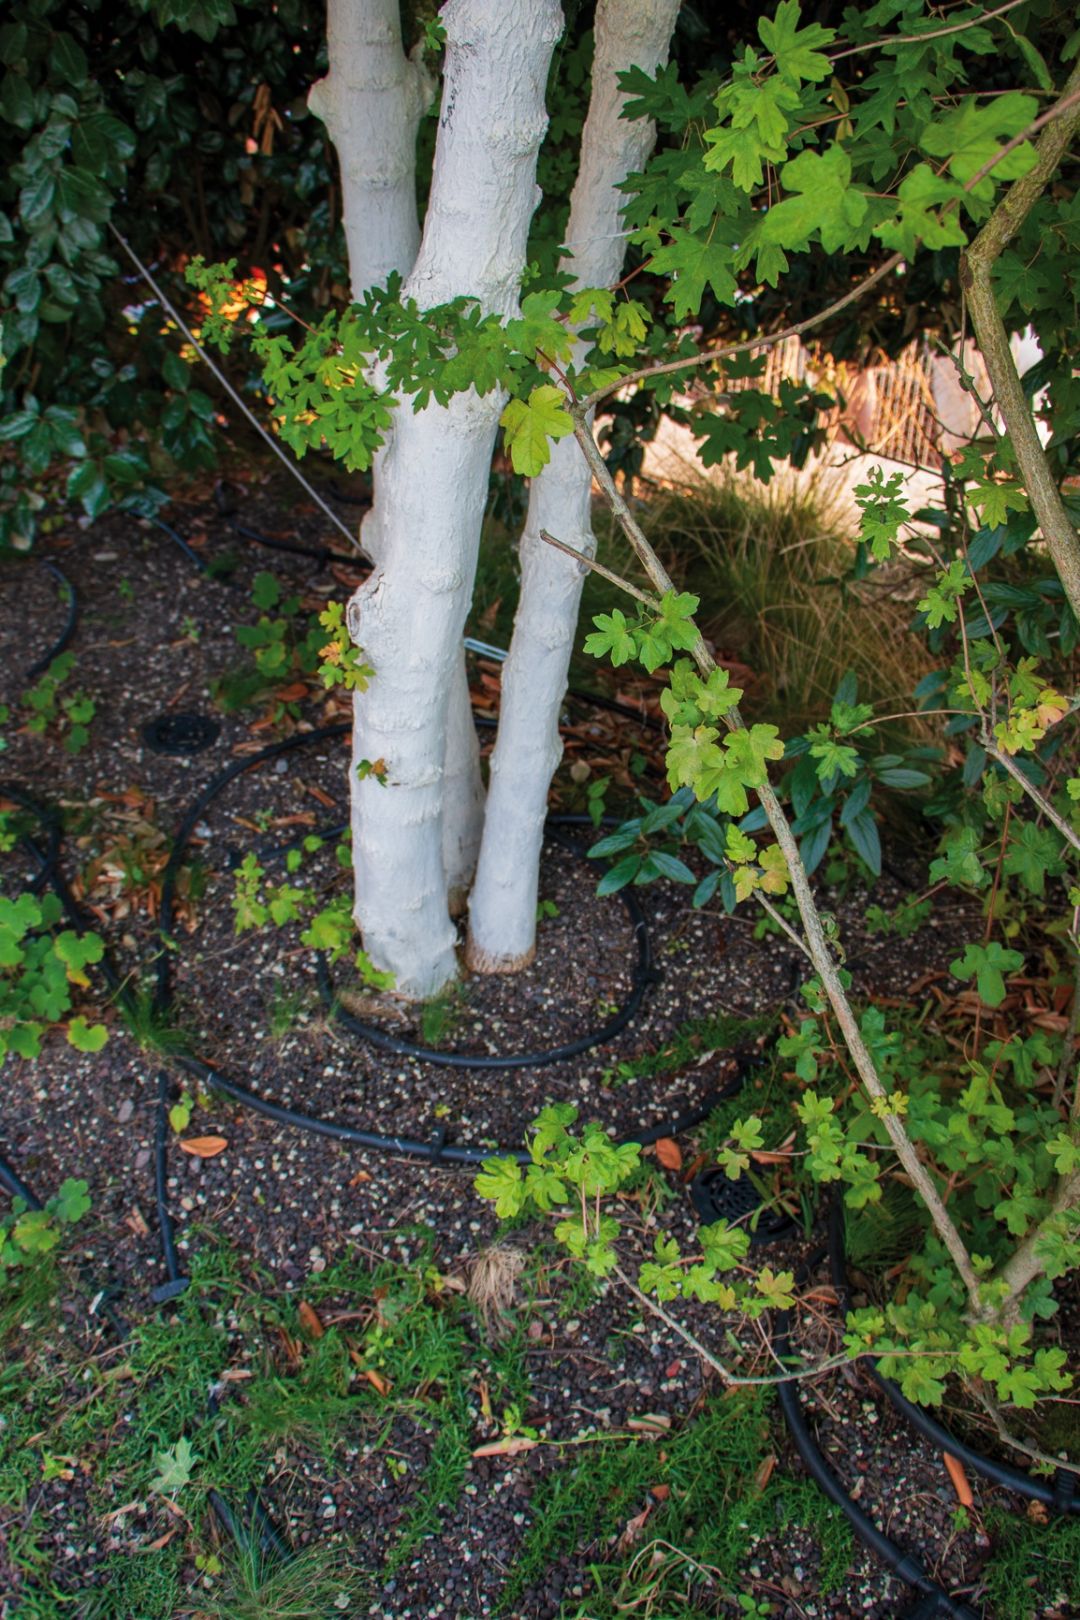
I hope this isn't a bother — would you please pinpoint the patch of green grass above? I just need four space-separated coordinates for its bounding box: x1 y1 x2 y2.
417 982 468 1048
79 1550 184 1620
981 1509 1080 1620
115 982 195 1056
499 1388 851 1618
265 982 314 1041
198 1536 370 1620
514 1393 854 1620
618 1010 773 1091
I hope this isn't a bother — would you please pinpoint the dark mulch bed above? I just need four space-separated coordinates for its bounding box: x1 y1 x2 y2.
0 473 1062 1620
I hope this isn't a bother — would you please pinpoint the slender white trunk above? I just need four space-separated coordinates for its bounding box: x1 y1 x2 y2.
312 0 485 940
466 0 681 972
347 0 563 999
308 0 431 300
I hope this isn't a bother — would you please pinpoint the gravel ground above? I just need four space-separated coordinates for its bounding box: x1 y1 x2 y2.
1 475 1071 1620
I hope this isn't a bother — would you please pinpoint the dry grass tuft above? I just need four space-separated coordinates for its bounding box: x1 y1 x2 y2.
467 1242 527 1340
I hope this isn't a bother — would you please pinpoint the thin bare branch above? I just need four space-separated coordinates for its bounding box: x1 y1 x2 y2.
538 529 658 609
109 225 367 557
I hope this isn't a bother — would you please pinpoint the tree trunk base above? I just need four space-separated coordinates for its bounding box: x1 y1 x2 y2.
464 934 535 975
447 884 470 920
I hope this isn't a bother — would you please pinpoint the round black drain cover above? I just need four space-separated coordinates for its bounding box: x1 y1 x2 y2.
689 1166 796 1246
142 713 221 756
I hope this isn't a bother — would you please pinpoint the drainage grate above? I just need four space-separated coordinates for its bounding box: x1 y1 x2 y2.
141 713 222 756
689 1166 797 1246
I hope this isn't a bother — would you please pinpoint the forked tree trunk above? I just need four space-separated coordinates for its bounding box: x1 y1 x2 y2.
346 0 563 999
312 0 486 939
308 0 431 299
466 0 681 972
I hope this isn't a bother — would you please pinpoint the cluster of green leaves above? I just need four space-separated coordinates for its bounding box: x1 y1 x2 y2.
0 890 107 1058
475 1103 797 1316
231 844 394 992
781 985 1079 1407
218 574 372 716
21 650 95 752
0 1177 90 1283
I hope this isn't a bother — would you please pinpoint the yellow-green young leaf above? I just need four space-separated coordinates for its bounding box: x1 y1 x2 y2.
67 1017 107 1052
500 385 573 477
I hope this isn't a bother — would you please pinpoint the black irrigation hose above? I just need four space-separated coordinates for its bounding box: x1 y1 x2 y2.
319 822 655 1071
212 486 662 729
827 1203 1079 1517
6 716 743 1175
154 724 660 1074
144 513 217 577
152 1072 190 1305
0 1152 44 1210
25 563 79 679
774 1252 982 1620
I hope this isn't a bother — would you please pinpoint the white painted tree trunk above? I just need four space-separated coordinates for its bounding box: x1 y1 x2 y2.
346 0 563 999
311 0 485 936
466 0 681 972
308 0 431 301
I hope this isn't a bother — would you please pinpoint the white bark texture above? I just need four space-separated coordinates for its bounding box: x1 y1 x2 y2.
308 0 432 300
346 0 563 998
466 0 681 972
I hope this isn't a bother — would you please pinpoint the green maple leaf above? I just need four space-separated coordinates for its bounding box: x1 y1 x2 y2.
651 230 737 320
760 147 868 255
1002 822 1066 896
474 1157 526 1218
949 941 1024 1007
499 384 573 477
758 0 835 84
1046 1133 1080 1176
666 724 724 792
855 467 910 559
920 92 1038 192
993 248 1051 316
697 759 752 817
151 1436 198 1494
52 1179 91 1224
584 609 636 667
67 1017 107 1053
930 826 988 890
753 1267 797 1309
736 73 801 146
875 163 967 259
726 724 784 785
917 559 970 628
503 289 575 365
700 1220 750 1270
972 480 1028 529
702 122 787 193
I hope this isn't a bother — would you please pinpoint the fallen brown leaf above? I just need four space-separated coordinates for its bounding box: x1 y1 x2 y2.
298 1301 325 1339
178 1136 228 1158
943 1451 974 1507
654 1137 682 1171
471 1436 538 1458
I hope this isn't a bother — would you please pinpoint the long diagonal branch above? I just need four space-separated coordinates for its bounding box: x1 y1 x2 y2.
570 414 984 1309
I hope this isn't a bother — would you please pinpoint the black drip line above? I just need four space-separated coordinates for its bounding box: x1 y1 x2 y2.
24 562 79 680
143 492 661 730
826 1202 1079 1518
774 1248 982 1620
